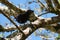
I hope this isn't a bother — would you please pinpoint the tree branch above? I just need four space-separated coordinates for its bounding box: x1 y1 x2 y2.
45 0 60 15
0 15 59 40
45 0 54 11
0 0 25 14
37 0 45 9
0 10 25 36
52 0 60 9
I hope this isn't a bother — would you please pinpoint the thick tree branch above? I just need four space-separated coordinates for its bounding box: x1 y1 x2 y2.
0 10 25 36
52 24 60 33
0 0 25 14
4 16 60 40
0 15 60 32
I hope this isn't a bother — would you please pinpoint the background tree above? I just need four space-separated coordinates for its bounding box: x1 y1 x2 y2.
0 0 60 40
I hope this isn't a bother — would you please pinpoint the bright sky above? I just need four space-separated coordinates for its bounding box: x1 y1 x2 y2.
0 0 58 40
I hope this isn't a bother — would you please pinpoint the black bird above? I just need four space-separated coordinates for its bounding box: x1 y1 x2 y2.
16 10 34 24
